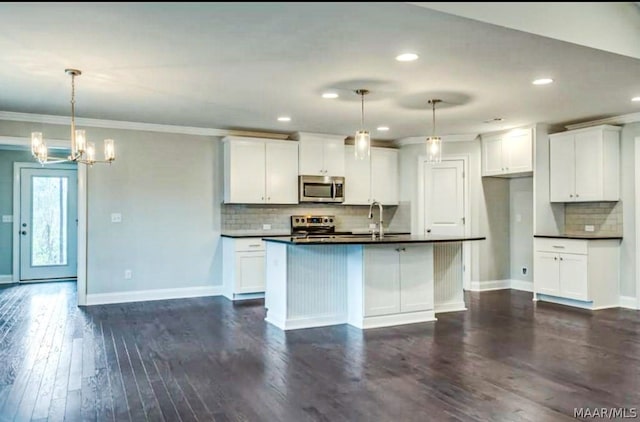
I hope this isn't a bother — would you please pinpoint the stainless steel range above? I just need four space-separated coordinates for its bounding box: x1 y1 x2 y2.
291 215 351 238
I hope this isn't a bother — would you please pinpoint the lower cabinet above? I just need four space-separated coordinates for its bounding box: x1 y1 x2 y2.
349 244 434 328
223 237 266 300
533 238 619 309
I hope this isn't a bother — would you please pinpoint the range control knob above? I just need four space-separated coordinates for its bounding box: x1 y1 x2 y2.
295 218 299 223
300 218 305 223
329 218 333 223
323 218 329 223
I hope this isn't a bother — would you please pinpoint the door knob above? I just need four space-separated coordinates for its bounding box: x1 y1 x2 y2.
22 223 27 227
427 229 431 233
21 231 27 235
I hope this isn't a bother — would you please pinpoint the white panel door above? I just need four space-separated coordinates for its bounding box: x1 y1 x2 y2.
399 245 433 313
236 252 265 293
549 134 576 202
504 129 533 173
298 137 325 176
482 135 504 176
344 145 371 205
534 252 560 295
364 246 400 316
266 142 299 204
559 254 588 300
424 160 465 236
227 140 266 203
323 137 345 177
20 167 78 281
371 148 398 205
574 131 603 202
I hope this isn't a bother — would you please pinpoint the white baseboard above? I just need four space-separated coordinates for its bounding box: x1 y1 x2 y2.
510 279 533 292
469 279 533 292
469 279 511 292
620 296 639 310
353 310 437 330
266 313 347 331
0 274 14 284
85 285 223 306
435 301 467 314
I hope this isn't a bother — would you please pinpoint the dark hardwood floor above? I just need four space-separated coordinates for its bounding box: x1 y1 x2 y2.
1 282 639 421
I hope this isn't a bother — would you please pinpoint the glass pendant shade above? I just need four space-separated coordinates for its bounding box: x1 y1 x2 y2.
86 142 96 163
75 129 87 153
31 132 44 156
426 136 442 163
104 139 116 161
354 130 371 160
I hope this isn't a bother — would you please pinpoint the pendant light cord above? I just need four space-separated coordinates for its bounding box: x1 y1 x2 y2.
70 73 76 130
431 100 436 137
361 92 365 129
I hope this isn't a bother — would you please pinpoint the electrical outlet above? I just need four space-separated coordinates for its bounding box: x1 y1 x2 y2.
111 213 122 223
521 267 528 276
516 214 522 223
585 225 595 232
124 270 132 279
1 215 12 223
369 223 377 229
262 224 271 230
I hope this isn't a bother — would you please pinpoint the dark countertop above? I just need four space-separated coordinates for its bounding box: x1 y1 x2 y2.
221 230 291 238
262 234 486 245
534 234 623 240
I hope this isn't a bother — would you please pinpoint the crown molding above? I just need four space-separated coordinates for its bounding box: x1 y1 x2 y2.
394 133 478 147
564 112 640 130
0 135 70 149
0 111 290 139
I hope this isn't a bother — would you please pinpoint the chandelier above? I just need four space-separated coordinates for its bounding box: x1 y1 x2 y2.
426 99 442 163
354 89 371 160
31 69 116 165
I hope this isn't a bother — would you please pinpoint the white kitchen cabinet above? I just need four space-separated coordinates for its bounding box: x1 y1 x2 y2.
481 128 533 177
294 132 345 176
223 136 298 204
362 245 433 317
344 146 398 205
223 237 266 300
549 125 620 202
533 237 619 309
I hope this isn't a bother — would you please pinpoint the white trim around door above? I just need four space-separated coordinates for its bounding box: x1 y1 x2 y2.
635 137 640 310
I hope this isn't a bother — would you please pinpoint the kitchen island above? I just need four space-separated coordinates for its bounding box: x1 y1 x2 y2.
262 234 485 330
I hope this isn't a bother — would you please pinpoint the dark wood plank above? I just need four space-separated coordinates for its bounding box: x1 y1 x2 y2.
0 282 639 422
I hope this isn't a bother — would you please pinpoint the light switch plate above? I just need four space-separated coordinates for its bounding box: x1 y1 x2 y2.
111 213 122 223
262 224 271 230
516 214 522 223
585 225 595 232
369 223 377 229
2 215 13 223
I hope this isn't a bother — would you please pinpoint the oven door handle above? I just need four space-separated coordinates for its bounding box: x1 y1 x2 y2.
332 180 336 199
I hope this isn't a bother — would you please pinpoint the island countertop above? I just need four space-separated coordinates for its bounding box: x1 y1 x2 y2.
262 234 486 245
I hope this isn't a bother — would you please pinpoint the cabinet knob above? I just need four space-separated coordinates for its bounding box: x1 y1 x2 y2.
261 197 264 200
560 257 563 261
569 194 573 198
575 194 579 198
554 256 558 260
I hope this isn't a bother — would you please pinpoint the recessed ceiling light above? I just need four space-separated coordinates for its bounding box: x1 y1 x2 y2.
483 118 505 123
632 97 640 102
277 116 291 122
532 78 554 85
395 53 419 62
377 126 390 131
322 92 339 99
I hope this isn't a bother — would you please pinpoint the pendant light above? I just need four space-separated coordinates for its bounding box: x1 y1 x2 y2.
354 89 371 160
426 99 442 163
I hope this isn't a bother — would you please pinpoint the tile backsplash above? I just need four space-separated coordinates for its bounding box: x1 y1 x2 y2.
222 204 403 232
564 202 622 236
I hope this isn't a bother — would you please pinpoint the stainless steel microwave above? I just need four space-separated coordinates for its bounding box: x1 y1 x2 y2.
299 175 345 203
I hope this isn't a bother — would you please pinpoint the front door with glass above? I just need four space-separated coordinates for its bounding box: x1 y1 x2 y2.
19 167 78 281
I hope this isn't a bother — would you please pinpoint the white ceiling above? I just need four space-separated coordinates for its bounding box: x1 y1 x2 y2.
1 2 639 140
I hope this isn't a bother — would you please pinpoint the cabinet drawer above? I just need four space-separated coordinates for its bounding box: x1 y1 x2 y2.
535 238 587 255
234 238 265 252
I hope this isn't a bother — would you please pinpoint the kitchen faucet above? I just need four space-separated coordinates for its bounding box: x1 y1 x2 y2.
368 200 384 239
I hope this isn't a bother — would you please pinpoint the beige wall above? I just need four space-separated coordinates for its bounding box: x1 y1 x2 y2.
620 122 639 297
0 120 223 294
510 177 533 283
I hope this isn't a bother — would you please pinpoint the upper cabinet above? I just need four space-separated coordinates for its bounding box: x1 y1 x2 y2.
223 136 298 204
295 132 345 176
344 146 398 205
549 125 620 203
481 128 533 177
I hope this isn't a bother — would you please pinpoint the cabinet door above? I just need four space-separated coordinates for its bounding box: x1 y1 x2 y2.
549 134 575 202
574 131 603 202
323 137 346 176
371 148 399 205
344 145 371 205
399 245 433 313
534 252 560 295
559 253 588 300
266 142 299 204
225 140 266 203
482 135 504 176
364 246 400 316
298 137 325 176
504 129 532 174
236 252 265 293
